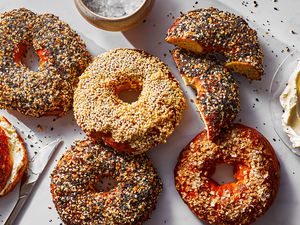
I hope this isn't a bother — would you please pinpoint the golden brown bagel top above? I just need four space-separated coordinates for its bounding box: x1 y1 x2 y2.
74 48 186 154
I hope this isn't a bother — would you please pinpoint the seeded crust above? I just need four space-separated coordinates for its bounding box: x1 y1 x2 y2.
172 48 240 140
51 139 163 225
74 48 186 154
0 8 92 117
0 115 27 197
166 7 264 80
0 126 12 193
175 124 280 225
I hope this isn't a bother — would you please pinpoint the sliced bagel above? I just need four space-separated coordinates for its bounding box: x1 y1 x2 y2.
0 126 12 192
0 115 27 197
171 48 240 139
166 7 264 80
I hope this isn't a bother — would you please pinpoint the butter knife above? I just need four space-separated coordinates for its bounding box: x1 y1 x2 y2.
4 138 62 225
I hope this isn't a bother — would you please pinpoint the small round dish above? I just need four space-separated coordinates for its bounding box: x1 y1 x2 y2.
74 0 154 31
269 50 300 156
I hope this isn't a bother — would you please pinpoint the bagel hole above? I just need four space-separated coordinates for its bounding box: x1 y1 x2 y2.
95 176 118 192
211 163 236 185
117 83 142 104
16 44 40 72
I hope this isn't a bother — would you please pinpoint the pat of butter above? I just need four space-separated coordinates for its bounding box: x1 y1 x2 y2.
280 62 300 148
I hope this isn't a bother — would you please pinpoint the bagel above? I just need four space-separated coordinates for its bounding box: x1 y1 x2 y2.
74 48 186 154
0 126 12 193
172 48 240 139
0 115 27 197
51 139 162 225
166 7 264 80
175 124 280 225
0 8 91 117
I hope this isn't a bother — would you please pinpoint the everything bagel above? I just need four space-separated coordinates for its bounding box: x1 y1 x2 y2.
175 124 280 225
51 140 162 225
0 8 91 117
166 7 264 80
171 48 240 139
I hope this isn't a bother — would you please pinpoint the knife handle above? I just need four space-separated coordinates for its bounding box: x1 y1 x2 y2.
4 195 27 225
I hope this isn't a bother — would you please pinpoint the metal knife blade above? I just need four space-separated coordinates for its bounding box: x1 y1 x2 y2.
4 138 62 225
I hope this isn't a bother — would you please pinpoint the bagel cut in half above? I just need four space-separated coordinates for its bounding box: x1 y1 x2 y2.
171 48 240 139
0 126 13 192
0 115 27 197
166 7 264 80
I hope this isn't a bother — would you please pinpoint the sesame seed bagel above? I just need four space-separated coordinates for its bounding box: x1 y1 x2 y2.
172 48 240 140
74 48 186 154
166 7 264 80
0 115 27 197
175 123 280 225
0 8 91 117
51 139 163 225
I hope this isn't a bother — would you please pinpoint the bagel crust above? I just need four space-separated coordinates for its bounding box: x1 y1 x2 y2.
74 48 186 154
175 124 280 225
0 115 27 197
172 48 240 139
0 8 92 117
166 7 264 80
51 140 162 225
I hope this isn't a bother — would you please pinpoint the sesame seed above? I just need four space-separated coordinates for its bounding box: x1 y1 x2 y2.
291 30 297 35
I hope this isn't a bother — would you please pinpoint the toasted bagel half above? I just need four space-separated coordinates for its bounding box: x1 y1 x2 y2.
0 126 12 192
0 115 27 197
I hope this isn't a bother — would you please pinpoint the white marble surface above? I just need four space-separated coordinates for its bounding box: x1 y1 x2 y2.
0 0 299 225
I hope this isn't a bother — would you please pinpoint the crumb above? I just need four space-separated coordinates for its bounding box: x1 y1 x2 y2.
37 124 44 132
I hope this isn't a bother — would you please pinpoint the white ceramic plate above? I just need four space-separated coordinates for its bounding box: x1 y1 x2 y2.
269 50 300 157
